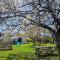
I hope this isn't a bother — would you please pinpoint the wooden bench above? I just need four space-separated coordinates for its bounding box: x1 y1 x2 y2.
35 46 56 55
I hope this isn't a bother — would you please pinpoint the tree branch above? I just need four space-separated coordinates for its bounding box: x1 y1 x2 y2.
23 15 56 33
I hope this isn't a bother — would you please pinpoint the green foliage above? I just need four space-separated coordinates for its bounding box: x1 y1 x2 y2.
44 36 53 43
45 37 53 40
27 38 33 42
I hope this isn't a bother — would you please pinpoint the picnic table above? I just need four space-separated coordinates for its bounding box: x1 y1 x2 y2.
35 46 56 55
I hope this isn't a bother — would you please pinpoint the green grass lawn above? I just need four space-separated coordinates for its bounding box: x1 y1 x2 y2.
0 43 58 60
0 43 35 60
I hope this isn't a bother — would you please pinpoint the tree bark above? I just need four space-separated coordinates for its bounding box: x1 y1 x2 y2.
55 28 60 59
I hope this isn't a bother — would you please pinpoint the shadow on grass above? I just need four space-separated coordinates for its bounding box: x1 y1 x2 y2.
7 52 59 60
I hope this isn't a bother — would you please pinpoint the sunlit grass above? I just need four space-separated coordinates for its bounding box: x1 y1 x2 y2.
41 43 56 47
0 43 35 60
0 43 58 60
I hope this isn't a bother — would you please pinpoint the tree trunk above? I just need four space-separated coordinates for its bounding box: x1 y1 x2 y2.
55 28 60 59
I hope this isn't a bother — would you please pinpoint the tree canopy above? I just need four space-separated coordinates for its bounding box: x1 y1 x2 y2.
0 0 60 33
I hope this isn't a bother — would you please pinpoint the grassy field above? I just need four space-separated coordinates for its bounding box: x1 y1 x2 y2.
0 43 35 60
0 43 58 60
